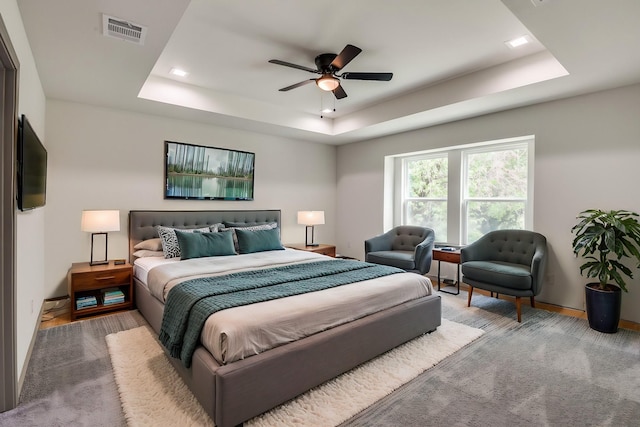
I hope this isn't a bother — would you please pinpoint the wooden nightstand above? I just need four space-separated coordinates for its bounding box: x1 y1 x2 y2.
68 261 133 320
285 243 336 257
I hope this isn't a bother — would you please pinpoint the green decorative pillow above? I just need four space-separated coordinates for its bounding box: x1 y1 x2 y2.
156 225 211 258
235 228 284 254
174 230 237 260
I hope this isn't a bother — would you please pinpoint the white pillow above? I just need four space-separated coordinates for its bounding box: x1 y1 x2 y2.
133 249 164 258
133 238 163 251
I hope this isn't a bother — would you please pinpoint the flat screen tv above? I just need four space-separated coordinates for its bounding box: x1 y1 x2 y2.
164 140 255 201
17 114 47 211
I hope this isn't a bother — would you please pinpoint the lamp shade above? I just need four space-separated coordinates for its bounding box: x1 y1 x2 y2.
297 211 325 226
81 210 120 232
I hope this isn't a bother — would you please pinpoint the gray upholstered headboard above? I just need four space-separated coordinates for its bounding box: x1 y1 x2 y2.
128 210 281 262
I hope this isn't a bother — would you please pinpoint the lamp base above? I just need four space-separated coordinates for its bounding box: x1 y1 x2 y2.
305 226 321 247
90 232 109 266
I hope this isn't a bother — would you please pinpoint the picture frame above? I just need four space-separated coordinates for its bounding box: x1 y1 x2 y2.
164 141 255 201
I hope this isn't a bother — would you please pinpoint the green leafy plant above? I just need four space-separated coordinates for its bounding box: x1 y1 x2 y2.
571 209 640 291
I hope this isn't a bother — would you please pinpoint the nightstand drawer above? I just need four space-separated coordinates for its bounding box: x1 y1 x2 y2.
316 247 336 257
433 250 460 263
71 269 131 291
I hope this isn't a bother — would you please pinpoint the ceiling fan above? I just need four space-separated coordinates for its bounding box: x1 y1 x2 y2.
268 44 393 99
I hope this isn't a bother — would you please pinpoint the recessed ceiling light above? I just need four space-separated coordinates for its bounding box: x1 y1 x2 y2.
505 35 531 49
170 68 188 77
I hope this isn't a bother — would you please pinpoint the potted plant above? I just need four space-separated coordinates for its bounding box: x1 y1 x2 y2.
571 209 640 333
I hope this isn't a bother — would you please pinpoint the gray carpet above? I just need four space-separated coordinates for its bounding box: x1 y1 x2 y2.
341 292 640 426
0 311 146 427
1 291 639 426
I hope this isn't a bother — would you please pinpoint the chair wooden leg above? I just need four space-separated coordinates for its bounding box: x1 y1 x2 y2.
530 296 536 308
467 286 474 307
515 297 522 323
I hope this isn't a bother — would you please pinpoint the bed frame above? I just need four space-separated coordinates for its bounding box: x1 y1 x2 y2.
129 210 442 427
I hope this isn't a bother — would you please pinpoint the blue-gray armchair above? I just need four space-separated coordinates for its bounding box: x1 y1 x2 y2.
461 229 548 322
365 226 435 275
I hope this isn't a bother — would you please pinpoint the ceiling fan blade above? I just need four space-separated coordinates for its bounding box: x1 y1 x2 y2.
278 79 315 92
341 72 393 81
268 59 318 74
330 44 362 70
333 84 347 99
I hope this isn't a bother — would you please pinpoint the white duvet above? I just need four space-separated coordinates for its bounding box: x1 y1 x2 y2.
136 249 433 364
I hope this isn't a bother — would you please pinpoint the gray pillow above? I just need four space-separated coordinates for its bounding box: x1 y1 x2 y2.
174 230 237 260
235 228 284 254
219 222 278 252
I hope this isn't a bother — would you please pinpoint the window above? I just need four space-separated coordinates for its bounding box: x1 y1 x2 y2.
463 144 530 243
395 137 533 245
402 155 448 241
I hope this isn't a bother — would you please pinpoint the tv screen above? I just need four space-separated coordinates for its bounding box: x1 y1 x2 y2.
164 141 255 201
17 114 47 211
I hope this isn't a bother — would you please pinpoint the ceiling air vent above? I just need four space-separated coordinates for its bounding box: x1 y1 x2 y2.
102 14 147 45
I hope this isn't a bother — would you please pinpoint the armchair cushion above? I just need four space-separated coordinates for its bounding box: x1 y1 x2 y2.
462 260 532 290
365 250 415 271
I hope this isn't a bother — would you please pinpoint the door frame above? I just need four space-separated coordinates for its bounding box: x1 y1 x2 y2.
0 14 19 412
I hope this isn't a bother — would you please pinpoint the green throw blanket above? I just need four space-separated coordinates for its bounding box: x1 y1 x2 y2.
159 259 404 367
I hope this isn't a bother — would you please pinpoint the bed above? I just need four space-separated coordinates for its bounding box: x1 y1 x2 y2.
129 209 441 427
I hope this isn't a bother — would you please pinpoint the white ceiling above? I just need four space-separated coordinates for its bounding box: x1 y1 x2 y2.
17 0 640 145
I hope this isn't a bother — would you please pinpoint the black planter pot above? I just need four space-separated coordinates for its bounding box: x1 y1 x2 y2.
585 283 621 333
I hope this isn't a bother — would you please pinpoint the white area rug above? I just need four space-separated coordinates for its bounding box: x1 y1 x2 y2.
106 319 484 427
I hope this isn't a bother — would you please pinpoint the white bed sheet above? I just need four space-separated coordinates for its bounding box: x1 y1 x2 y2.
133 256 178 287
136 249 433 364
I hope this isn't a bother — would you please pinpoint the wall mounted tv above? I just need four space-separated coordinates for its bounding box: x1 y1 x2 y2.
164 141 255 201
17 114 47 211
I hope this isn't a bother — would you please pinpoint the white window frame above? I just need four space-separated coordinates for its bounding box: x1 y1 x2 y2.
460 140 534 244
401 152 448 227
392 136 534 245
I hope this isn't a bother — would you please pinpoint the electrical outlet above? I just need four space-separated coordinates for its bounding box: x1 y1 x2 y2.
30 299 34 314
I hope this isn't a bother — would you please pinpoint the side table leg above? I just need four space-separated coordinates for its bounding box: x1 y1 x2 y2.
438 260 461 295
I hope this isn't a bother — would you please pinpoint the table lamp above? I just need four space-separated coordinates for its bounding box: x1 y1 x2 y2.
297 211 325 247
81 210 120 265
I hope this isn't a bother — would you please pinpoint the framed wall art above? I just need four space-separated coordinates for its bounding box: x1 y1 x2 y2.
164 141 255 201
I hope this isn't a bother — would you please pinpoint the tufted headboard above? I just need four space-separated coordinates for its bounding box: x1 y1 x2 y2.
128 210 281 263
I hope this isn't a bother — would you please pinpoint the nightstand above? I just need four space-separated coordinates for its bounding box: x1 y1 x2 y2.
285 243 336 257
67 261 133 320
432 248 461 295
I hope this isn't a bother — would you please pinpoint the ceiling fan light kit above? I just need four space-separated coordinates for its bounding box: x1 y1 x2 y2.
269 44 392 100
316 75 340 91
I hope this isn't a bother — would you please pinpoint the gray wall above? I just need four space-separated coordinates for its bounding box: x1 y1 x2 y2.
44 99 337 299
336 83 640 323
2 0 47 380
